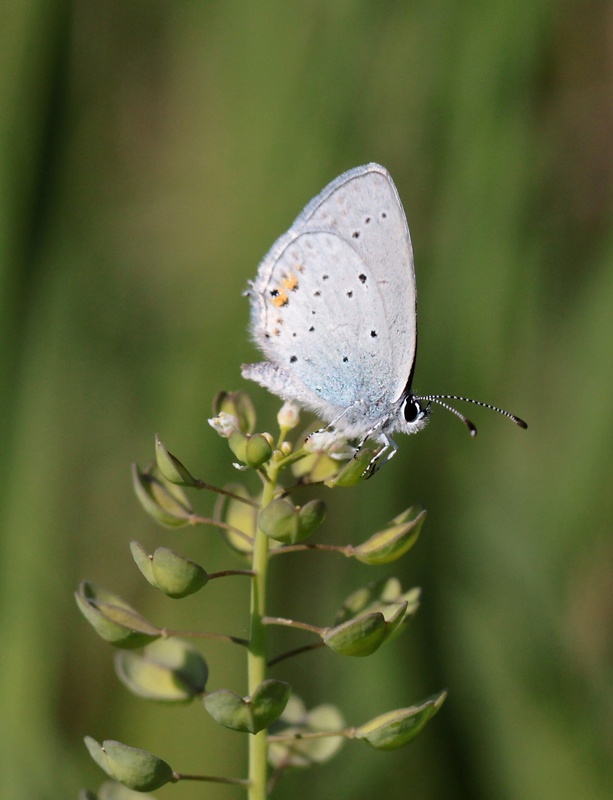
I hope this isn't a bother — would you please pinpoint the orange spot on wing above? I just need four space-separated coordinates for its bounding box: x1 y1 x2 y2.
282 273 299 291
272 289 289 307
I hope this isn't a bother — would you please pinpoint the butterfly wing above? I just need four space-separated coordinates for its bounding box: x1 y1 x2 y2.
300 163 417 400
245 164 417 421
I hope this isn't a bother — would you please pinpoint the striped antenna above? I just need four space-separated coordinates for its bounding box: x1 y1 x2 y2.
416 394 528 437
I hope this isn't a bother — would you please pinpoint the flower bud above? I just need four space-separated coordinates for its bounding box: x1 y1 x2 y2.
277 401 300 431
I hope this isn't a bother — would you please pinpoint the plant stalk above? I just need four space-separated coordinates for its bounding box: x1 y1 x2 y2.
247 460 278 799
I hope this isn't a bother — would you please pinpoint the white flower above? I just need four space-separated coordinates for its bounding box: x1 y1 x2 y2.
208 412 239 438
304 430 355 459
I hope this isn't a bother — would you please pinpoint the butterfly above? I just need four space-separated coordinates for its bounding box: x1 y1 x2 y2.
242 163 526 473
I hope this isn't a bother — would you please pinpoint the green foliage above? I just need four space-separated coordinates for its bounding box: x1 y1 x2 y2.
77 403 443 796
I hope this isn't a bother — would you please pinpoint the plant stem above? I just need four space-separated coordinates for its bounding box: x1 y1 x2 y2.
176 772 251 786
268 640 326 667
262 616 324 635
247 459 278 800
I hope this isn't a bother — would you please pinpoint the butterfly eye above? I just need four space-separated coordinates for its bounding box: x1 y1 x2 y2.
402 397 424 424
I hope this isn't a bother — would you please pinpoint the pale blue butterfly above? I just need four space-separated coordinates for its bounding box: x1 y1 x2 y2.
242 163 526 473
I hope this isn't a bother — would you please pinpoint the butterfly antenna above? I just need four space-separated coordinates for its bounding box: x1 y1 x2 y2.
416 394 528 436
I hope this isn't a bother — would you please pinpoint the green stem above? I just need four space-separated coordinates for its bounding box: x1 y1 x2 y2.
267 727 351 743
247 459 278 800
262 616 324 635
268 640 326 667
176 772 251 786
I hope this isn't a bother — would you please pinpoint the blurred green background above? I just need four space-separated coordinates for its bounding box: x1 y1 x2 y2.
1 2 611 799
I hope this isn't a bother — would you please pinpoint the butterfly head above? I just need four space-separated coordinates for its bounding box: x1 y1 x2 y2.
397 394 431 435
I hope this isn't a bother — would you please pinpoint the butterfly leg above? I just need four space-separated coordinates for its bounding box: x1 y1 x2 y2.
305 404 358 442
357 431 398 479
304 407 359 456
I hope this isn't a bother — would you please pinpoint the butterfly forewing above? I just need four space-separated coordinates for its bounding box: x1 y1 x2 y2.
250 164 417 411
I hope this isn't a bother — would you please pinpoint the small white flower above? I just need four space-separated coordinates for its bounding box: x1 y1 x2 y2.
208 412 239 438
328 441 357 460
304 430 355 459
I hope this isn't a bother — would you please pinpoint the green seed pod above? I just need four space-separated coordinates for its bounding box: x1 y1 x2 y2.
324 601 407 657
154 435 198 487
228 430 248 463
325 446 379 487
257 497 326 544
323 612 388 657
84 737 174 792
297 498 327 536
244 433 273 468
258 498 299 543
268 695 346 769
213 483 258 559
115 638 208 702
291 448 342 483
355 691 447 750
131 464 193 528
130 542 209 599
150 546 208 598
204 679 291 734
75 581 161 649
353 507 426 565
